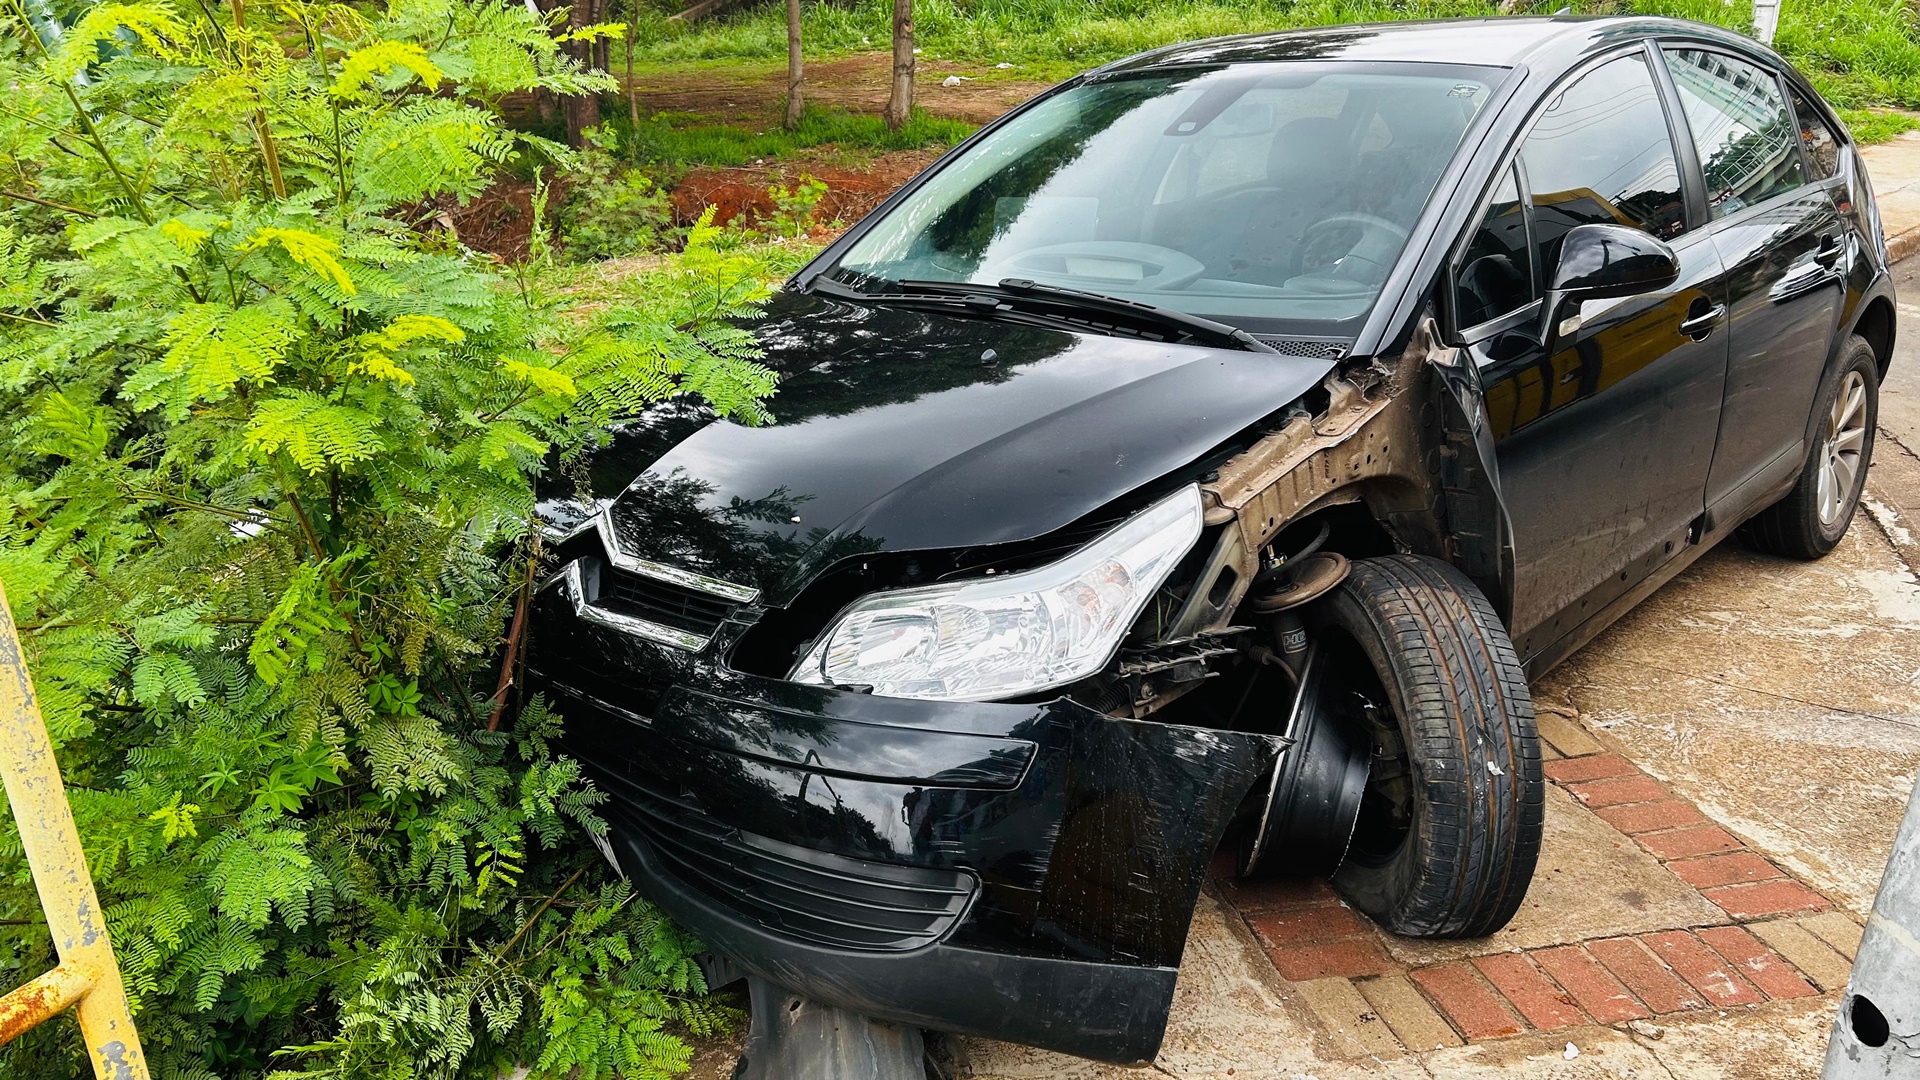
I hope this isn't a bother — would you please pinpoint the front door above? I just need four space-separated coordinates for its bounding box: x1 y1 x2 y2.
1456 49 1730 658
1659 46 1847 514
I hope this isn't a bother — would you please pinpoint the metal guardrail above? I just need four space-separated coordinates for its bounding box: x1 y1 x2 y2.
0 581 150 1079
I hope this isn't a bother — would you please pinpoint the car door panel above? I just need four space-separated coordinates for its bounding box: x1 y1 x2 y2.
1658 46 1846 514
1485 232 1729 655
1455 49 1729 658
1704 190 1845 508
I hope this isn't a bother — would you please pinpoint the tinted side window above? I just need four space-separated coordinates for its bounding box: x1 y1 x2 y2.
1456 165 1534 328
1788 86 1842 178
1519 54 1688 282
1664 49 1806 216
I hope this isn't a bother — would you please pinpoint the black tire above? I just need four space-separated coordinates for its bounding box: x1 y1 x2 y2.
1743 337 1879 560
1318 556 1543 939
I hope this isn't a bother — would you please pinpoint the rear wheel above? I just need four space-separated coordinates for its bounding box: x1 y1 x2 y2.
1743 337 1878 560
1318 556 1542 938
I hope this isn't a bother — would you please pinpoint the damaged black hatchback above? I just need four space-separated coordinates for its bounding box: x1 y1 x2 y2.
530 16 1893 1065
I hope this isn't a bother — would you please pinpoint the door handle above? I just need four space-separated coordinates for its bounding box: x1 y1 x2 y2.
1814 233 1843 269
1678 304 1725 339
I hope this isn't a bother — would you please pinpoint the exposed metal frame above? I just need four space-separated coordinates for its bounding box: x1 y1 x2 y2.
0 582 150 1079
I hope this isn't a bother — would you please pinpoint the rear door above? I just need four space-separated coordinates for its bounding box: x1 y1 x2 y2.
1456 47 1731 658
1659 45 1846 516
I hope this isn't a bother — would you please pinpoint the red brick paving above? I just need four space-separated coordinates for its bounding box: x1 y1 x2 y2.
1697 926 1819 1000
1220 730 1856 1053
1667 851 1786 889
1564 774 1668 807
1246 905 1371 948
1595 799 1710 834
1472 953 1587 1030
1587 937 1708 1014
1264 938 1398 982
1701 879 1830 919
1531 946 1650 1023
1411 962 1525 1039
1641 931 1763 1007
1542 753 1640 783
1637 824 1747 860
1221 874 1340 914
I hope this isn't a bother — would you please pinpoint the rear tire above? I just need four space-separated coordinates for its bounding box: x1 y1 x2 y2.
1319 556 1542 938
1743 337 1878 560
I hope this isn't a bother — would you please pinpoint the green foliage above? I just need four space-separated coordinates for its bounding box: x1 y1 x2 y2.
633 0 1920 111
1838 107 1920 145
558 128 678 261
763 176 831 239
610 103 975 168
0 1 782 1076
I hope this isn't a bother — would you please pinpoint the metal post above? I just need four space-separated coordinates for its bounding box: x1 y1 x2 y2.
0 581 150 1079
1753 0 1780 44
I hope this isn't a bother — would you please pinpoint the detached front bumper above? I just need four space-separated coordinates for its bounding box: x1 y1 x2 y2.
528 573 1280 1064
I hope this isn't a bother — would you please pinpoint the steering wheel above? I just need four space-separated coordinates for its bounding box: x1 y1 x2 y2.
985 241 1207 291
1292 213 1412 284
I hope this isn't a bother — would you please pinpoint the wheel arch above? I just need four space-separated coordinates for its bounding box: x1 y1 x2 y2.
1853 293 1896 382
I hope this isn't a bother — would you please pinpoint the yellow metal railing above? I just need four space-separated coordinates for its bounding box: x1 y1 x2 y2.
0 581 150 1079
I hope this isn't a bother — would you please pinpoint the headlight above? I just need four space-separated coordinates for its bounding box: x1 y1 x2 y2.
789 486 1205 701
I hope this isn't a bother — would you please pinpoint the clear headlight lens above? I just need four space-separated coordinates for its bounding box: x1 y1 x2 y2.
789 486 1204 701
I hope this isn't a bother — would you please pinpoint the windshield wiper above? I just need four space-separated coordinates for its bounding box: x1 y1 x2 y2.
898 278 1276 354
812 271 1276 354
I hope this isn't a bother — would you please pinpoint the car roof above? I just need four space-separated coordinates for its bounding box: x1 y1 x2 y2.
1093 16 1773 77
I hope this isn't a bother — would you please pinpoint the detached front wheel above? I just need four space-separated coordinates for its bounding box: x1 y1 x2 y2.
1317 555 1543 938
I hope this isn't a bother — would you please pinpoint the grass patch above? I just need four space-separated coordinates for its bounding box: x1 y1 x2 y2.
1839 106 1920 143
608 103 975 168
631 0 1920 110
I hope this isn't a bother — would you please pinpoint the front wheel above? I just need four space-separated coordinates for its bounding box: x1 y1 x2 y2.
1318 556 1543 939
1743 337 1879 560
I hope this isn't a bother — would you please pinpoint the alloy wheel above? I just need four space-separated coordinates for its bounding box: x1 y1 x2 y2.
1818 369 1869 526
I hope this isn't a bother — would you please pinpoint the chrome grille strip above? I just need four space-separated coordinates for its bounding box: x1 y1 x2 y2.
558 560 711 652
594 510 761 604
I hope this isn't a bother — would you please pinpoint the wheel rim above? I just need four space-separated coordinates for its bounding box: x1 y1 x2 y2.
1818 370 1869 527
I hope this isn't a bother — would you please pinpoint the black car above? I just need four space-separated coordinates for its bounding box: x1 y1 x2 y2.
530 16 1893 1066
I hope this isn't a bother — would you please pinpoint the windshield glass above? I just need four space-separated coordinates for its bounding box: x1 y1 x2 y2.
832 62 1502 333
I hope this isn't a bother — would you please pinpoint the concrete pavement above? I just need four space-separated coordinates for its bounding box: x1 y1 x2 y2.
961 148 1920 1080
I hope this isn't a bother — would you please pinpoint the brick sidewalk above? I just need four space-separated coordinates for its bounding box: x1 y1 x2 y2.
1210 712 1864 1057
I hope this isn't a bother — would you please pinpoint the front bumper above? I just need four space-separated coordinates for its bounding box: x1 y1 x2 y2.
529 577 1280 1064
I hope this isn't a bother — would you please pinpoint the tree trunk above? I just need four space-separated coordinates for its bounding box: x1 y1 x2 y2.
563 0 602 146
884 0 912 131
627 0 641 127
784 0 803 129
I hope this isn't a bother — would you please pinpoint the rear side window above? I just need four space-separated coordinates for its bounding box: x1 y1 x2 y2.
1518 54 1688 281
1789 86 1842 178
1455 165 1534 329
1663 48 1806 216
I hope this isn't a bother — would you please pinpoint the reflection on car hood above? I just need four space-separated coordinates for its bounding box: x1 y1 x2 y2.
553 290 1338 605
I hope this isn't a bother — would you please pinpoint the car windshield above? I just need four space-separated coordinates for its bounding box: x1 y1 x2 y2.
830 62 1503 334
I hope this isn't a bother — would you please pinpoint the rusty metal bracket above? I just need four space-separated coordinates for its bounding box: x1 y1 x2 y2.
0 581 150 1079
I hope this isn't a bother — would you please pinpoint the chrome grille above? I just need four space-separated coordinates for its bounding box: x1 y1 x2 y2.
601 569 736 637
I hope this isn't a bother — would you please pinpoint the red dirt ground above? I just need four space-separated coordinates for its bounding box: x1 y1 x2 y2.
667 146 944 229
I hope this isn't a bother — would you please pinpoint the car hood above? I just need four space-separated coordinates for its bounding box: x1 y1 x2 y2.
550 290 1337 605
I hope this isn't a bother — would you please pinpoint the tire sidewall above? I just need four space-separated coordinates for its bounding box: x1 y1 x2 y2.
1808 341 1881 548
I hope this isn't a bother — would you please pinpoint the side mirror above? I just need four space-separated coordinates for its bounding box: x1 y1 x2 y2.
1549 223 1680 301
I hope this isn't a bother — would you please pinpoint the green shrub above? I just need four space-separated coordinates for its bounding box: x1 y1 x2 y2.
764 175 831 237
0 1 781 1076
559 128 678 261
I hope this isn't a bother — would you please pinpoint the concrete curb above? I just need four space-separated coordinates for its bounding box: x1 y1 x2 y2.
1888 226 1920 265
